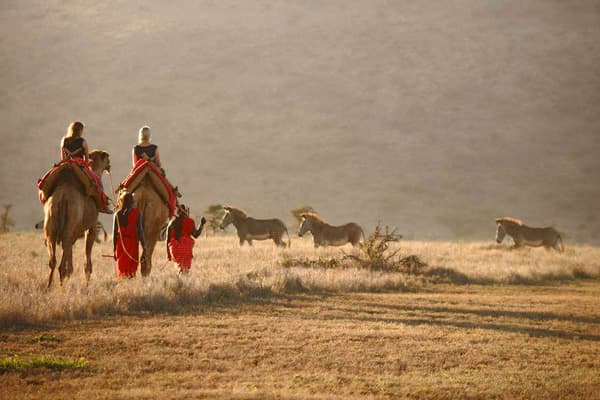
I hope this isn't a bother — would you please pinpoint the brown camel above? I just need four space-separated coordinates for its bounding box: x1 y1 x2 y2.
43 150 111 287
127 176 170 276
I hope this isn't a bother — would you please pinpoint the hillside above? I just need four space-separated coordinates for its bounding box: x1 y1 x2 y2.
1 1 599 242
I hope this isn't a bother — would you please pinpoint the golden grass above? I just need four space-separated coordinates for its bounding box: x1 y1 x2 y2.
1 232 600 398
1 287 600 399
1 232 599 326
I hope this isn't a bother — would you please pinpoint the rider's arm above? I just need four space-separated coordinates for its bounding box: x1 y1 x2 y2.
154 149 162 168
82 139 89 163
132 148 137 168
60 138 67 161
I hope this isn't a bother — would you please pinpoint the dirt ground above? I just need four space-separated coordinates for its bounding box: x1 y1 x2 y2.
2 283 599 399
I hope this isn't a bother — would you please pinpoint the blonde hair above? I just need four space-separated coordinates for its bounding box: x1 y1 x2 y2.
138 126 151 144
66 121 84 138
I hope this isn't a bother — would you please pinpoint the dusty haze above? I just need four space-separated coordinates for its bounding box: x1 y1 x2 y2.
1 0 599 242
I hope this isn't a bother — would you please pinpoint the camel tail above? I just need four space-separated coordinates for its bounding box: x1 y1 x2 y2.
57 199 68 244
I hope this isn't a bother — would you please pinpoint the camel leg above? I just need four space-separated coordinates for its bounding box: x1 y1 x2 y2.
84 229 95 283
141 238 156 277
47 240 57 288
247 239 253 246
58 241 73 285
66 238 76 277
239 236 245 246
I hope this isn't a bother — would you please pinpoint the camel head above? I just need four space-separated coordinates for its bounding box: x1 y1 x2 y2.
89 150 111 175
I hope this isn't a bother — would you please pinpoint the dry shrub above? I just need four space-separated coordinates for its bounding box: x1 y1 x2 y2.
282 224 428 274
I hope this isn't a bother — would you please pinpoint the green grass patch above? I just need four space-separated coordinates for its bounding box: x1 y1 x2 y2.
0 356 87 372
29 334 61 344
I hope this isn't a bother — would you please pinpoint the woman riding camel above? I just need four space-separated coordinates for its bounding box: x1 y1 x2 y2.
61 121 89 162
166 204 206 275
132 126 162 169
113 193 146 278
60 121 110 213
130 125 180 199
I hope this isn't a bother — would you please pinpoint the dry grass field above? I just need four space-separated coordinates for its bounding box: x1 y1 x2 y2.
1 232 600 399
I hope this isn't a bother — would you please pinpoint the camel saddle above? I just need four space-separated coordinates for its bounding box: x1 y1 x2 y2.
118 160 177 217
37 158 109 211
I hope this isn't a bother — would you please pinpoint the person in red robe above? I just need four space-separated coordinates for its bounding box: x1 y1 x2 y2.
166 204 206 275
113 193 145 278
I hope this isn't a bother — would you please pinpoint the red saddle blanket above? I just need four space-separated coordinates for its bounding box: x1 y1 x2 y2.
118 160 177 218
37 158 109 211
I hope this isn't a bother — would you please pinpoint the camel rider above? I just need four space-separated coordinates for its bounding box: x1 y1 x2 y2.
60 121 111 213
132 125 181 198
61 121 89 162
133 126 163 169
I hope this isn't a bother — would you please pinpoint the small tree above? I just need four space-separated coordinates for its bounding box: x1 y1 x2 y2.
0 204 15 234
204 204 225 235
290 205 316 224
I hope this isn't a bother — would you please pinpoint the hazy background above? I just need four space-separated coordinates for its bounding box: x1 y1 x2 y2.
1 0 599 242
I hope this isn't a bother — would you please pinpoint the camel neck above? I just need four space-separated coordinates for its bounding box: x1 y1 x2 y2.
90 164 104 177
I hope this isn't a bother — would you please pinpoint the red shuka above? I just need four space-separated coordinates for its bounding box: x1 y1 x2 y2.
168 217 196 271
115 208 141 278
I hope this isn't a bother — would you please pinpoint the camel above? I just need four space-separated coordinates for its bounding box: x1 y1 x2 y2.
43 150 111 287
127 176 171 276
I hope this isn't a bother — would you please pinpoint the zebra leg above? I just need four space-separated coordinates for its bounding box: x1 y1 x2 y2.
511 235 523 250
272 233 284 248
555 236 565 252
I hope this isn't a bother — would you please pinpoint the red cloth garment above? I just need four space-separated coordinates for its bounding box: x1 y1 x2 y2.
115 208 140 278
168 217 196 271
119 159 176 217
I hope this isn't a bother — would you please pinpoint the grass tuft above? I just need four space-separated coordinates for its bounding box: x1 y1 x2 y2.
0 356 87 372
30 334 61 344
